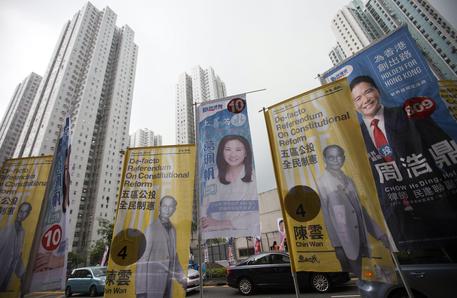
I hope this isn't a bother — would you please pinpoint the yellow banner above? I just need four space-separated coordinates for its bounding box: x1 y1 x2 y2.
439 80 457 121
264 79 396 282
105 145 196 298
0 156 52 297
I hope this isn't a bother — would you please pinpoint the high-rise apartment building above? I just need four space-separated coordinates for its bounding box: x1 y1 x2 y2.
330 0 381 58
328 0 457 80
153 135 162 146
366 0 457 79
176 66 226 144
129 128 162 147
14 2 138 253
0 73 42 166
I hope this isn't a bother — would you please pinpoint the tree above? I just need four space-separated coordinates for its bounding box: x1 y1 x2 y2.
88 218 114 265
89 239 106 265
98 218 114 245
68 251 85 270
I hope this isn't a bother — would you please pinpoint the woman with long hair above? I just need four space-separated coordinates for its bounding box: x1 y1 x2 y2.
201 135 259 235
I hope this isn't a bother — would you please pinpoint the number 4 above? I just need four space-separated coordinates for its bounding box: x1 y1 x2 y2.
117 246 128 259
296 204 306 218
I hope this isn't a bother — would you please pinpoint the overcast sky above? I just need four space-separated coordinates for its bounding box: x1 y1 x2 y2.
0 0 456 192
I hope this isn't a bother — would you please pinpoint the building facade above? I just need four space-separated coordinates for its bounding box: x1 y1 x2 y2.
0 73 41 166
129 128 162 147
14 2 138 253
175 66 226 144
330 0 380 59
328 0 457 80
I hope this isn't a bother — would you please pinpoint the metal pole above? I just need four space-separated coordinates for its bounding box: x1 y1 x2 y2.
262 106 300 297
224 88 267 100
391 251 414 298
290 270 300 298
193 101 204 298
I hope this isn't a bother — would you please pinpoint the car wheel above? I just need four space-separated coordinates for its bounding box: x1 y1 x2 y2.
238 278 254 295
310 273 331 293
89 285 98 297
65 286 72 297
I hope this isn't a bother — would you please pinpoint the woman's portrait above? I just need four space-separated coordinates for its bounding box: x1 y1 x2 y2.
201 135 259 236
217 135 253 185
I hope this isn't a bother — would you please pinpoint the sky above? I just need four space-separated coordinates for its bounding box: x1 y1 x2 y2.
0 0 456 192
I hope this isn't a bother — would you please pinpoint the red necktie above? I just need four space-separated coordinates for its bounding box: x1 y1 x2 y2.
371 119 393 162
371 119 412 210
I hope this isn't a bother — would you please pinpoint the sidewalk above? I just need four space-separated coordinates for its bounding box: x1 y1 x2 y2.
25 291 64 298
24 280 227 297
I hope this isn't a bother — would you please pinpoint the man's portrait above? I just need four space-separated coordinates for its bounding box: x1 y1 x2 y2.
135 195 186 298
350 75 457 248
316 144 389 277
0 202 32 291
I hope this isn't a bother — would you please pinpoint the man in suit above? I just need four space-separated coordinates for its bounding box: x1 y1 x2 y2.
0 202 32 292
350 75 457 249
317 145 389 277
136 196 186 298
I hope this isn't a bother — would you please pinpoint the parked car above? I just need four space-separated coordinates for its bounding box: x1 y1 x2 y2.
357 247 457 298
186 267 201 293
65 266 106 297
226 252 350 295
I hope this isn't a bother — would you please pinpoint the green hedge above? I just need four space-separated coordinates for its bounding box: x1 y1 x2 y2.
207 267 227 278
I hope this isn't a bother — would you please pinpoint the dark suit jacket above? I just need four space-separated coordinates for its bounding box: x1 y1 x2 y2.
360 107 457 248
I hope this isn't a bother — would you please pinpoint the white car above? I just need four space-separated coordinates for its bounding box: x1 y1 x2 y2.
186 268 201 293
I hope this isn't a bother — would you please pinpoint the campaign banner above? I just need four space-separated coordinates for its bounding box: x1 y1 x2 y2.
30 116 71 291
264 80 396 282
105 145 195 298
277 218 286 252
439 80 457 121
197 94 261 240
321 26 457 249
0 156 52 298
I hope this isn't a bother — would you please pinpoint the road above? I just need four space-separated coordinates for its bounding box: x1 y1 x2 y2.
26 281 360 298
193 281 360 298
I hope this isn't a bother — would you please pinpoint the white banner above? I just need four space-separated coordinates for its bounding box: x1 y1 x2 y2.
197 94 260 240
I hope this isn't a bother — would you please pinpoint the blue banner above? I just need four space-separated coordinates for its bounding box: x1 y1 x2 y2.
197 94 260 240
30 116 71 291
321 26 457 249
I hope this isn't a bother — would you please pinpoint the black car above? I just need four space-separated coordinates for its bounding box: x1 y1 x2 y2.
226 252 350 295
357 247 457 298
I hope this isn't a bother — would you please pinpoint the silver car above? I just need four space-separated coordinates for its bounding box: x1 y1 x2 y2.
357 247 457 298
186 267 201 293
65 266 106 297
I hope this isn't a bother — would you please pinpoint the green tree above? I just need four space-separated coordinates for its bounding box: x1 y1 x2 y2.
68 251 85 270
88 219 114 265
89 239 106 265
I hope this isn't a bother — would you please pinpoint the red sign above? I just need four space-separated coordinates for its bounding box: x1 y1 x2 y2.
227 98 246 114
403 96 436 119
42 224 62 251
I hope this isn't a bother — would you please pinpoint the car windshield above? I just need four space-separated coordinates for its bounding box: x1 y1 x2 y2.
236 256 254 265
92 267 107 277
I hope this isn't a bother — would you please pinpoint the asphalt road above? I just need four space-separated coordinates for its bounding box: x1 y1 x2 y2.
194 281 360 298
25 280 360 298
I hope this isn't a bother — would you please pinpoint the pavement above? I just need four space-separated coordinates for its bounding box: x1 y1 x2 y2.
25 291 65 298
24 278 227 297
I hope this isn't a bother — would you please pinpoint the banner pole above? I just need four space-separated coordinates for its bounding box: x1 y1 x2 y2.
262 107 299 298
222 88 266 101
193 101 204 298
390 251 414 298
